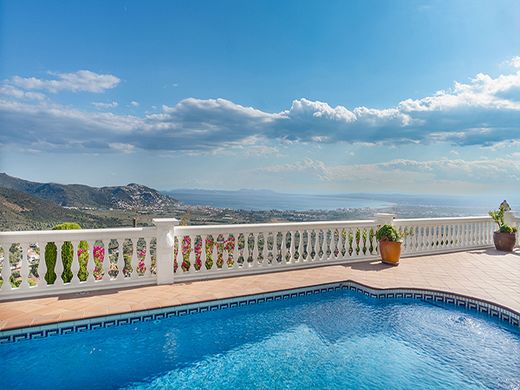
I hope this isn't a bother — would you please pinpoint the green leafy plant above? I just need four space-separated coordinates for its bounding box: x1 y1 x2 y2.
489 201 517 234
375 224 401 242
499 225 517 234
44 222 88 284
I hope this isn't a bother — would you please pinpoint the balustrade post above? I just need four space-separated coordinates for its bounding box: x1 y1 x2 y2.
375 213 395 226
504 211 519 246
504 211 516 227
153 218 179 285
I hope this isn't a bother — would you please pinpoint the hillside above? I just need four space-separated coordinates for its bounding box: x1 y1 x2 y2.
0 187 125 230
0 173 179 210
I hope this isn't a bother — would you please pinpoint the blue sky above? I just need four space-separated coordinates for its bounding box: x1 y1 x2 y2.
1 0 520 195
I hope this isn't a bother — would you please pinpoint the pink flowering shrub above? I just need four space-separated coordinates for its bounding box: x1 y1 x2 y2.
194 236 202 271
137 249 146 275
174 234 236 272
92 245 104 280
225 235 235 267
205 235 214 269
181 236 191 271
173 237 179 273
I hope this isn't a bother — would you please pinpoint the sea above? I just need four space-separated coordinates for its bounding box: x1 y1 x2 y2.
166 189 520 215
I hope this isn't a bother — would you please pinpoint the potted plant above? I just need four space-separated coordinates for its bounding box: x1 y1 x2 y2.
376 224 402 265
489 201 517 252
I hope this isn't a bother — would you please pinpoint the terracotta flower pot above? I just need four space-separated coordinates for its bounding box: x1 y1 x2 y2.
379 240 401 265
493 232 516 252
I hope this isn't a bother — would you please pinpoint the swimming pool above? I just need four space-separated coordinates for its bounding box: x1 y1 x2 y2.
2 288 519 389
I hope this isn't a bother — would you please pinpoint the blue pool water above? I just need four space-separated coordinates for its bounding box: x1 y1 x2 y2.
2 290 519 389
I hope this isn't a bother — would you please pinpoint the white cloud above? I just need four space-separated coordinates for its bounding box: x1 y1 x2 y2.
10 70 120 93
0 85 46 101
130 100 139 107
109 142 136 153
258 157 520 191
92 101 119 109
1 57 520 152
509 56 520 69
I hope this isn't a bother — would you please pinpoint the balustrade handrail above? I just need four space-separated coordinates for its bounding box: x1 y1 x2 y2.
0 226 156 243
174 219 377 235
394 216 493 225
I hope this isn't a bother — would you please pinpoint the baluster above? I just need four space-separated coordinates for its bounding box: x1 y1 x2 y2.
447 224 452 248
415 226 421 251
1 244 12 291
37 241 48 288
245 233 252 268
404 226 412 254
19 242 30 289
343 228 350 257
86 240 96 283
453 224 458 248
410 226 415 252
316 230 322 260
116 239 125 280
462 223 470 247
297 230 304 262
288 231 295 263
309 230 314 260
456 224 462 248
335 229 342 259
359 229 366 257
228 234 236 270
55 241 65 286
130 239 138 279
398 227 406 254
450 225 456 248
70 240 80 285
242 233 248 269
279 231 286 263
201 235 207 272
176 237 184 273
333 228 338 258
188 235 196 273
211 237 218 270
373 228 379 255
306 231 312 261
252 233 259 267
326 229 332 260
309 230 316 261
318 229 323 260
424 226 429 251
102 240 111 281
260 233 267 267
144 239 152 276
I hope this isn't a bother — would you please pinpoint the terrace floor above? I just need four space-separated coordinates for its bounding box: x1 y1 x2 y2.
1 248 519 331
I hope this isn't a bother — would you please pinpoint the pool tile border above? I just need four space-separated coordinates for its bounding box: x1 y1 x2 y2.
1 281 519 344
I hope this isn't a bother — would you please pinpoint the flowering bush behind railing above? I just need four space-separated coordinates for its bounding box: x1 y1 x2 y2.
0 239 157 288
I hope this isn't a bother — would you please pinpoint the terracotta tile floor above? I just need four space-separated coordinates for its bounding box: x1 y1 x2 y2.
1 248 519 331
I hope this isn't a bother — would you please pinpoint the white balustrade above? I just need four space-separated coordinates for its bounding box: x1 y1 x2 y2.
0 214 514 300
172 220 379 282
394 216 495 256
0 225 162 299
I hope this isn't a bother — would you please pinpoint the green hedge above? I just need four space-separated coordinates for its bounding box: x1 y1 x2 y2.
44 223 88 284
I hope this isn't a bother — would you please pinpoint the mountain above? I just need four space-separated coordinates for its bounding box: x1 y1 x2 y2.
0 187 123 230
0 173 179 211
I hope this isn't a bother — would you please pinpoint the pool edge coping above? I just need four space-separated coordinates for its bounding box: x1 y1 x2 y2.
1 280 519 344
